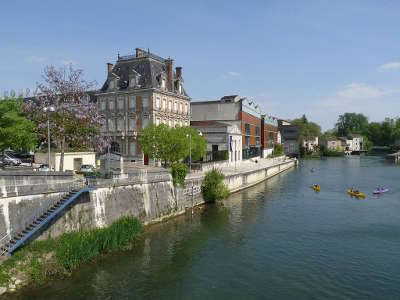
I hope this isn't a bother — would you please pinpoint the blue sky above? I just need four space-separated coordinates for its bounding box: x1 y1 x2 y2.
1 0 399 130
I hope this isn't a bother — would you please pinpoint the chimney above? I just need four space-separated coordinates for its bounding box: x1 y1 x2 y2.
136 48 145 58
166 58 174 92
176 66 182 79
107 63 113 75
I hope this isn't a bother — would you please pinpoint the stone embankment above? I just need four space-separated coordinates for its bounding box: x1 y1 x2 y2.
0 158 296 241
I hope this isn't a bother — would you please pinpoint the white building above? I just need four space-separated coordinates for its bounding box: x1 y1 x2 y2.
190 121 242 164
345 135 364 151
302 136 319 152
35 152 96 172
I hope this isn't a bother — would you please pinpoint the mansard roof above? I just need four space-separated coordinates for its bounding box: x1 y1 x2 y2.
99 49 189 97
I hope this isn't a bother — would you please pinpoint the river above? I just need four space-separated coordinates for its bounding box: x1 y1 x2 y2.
10 157 400 299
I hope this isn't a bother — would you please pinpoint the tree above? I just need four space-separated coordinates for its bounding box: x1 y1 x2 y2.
139 124 206 166
25 64 105 171
335 113 368 136
0 97 38 152
291 115 322 138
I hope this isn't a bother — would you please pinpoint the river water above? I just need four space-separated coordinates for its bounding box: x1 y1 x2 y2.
11 157 400 299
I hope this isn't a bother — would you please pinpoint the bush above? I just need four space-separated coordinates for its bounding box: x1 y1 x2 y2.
201 168 229 202
274 144 283 156
170 162 188 187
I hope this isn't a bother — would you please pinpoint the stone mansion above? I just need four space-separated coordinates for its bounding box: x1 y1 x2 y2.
96 48 191 164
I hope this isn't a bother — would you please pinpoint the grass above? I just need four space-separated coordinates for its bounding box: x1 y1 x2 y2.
0 217 143 288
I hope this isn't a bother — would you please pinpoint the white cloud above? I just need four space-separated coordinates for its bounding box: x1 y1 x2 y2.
336 83 391 99
222 71 241 79
25 56 45 64
227 71 240 77
379 61 400 71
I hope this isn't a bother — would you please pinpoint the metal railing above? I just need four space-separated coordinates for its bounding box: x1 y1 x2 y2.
0 179 85 256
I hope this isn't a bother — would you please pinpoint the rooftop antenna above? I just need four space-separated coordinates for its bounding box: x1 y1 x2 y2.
117 51 120 59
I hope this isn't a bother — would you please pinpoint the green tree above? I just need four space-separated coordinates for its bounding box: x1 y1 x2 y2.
335 113 369 136
291 115 322 138
0 97 38 152
139 124 206 166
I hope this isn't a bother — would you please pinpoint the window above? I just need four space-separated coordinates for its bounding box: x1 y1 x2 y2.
109 99 114 110
129 96 136 110
161 78 166 89
142 116 149 128
142 97 148 108
174 101 177 112
118 96 124 111
179 102 182 113
245 136 250 147
99 98 106 111
178 84 182 94
117 118 124 131
156 118 160 125
108 118 114 131
129 117 136 131
269 132 274 147
109 80 115 89
156 97 160 109
255 126 260 136
169 100 172 111
245 123 250 135
163 98 166 110
184 103 188 114
130 142 136 156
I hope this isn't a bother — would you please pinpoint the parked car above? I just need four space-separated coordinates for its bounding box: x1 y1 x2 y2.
5 150 34 163
38 164 50 172
0 157 5 169
80 164 95 174
2 152 22 166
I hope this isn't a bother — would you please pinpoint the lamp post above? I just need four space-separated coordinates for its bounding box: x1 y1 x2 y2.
43 106 55 171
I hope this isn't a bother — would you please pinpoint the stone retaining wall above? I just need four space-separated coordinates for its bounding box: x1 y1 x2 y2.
0 160 296 241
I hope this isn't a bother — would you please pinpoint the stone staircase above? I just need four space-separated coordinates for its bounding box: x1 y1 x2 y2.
0 185 90 256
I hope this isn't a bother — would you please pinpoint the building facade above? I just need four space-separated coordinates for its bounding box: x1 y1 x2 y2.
320 137 346 151
278 120 301 157
96 48 191 164
191 95 262 160
302 136 319 152
190 121 242 164
261 115 278 157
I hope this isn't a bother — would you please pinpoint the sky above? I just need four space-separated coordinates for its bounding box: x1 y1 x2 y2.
1 0 399 130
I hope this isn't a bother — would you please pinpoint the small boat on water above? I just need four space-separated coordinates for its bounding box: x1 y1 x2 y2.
312 184 320 192
347 189 366 198
373 187 389 195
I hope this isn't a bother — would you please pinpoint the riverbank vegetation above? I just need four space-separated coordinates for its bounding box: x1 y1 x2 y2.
201 169 229 202
140 124 206 167
171 162 188 187
0 217 143 292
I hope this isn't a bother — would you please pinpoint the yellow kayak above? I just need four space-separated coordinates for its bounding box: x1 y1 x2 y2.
347 190 366 198
312 185 320 192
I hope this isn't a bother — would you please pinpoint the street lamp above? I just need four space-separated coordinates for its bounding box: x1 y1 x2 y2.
187 130 202 173
43 106 55 171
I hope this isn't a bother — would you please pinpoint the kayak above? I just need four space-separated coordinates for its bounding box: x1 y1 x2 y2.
312 185 320 192
373 188 389 195
347 190 366 198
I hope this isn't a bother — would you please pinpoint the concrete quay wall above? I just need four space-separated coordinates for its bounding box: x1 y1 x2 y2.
0 160 296 241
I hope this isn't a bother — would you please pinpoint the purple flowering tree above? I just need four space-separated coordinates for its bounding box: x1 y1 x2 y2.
25 64 107 171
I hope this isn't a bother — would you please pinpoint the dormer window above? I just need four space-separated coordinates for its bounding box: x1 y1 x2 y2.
109 80 115 89
178 83 182 94
161 78 166 89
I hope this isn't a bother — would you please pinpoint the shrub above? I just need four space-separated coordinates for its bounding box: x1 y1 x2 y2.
171 162 188 187
274 144 283 156
201 168 229 202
